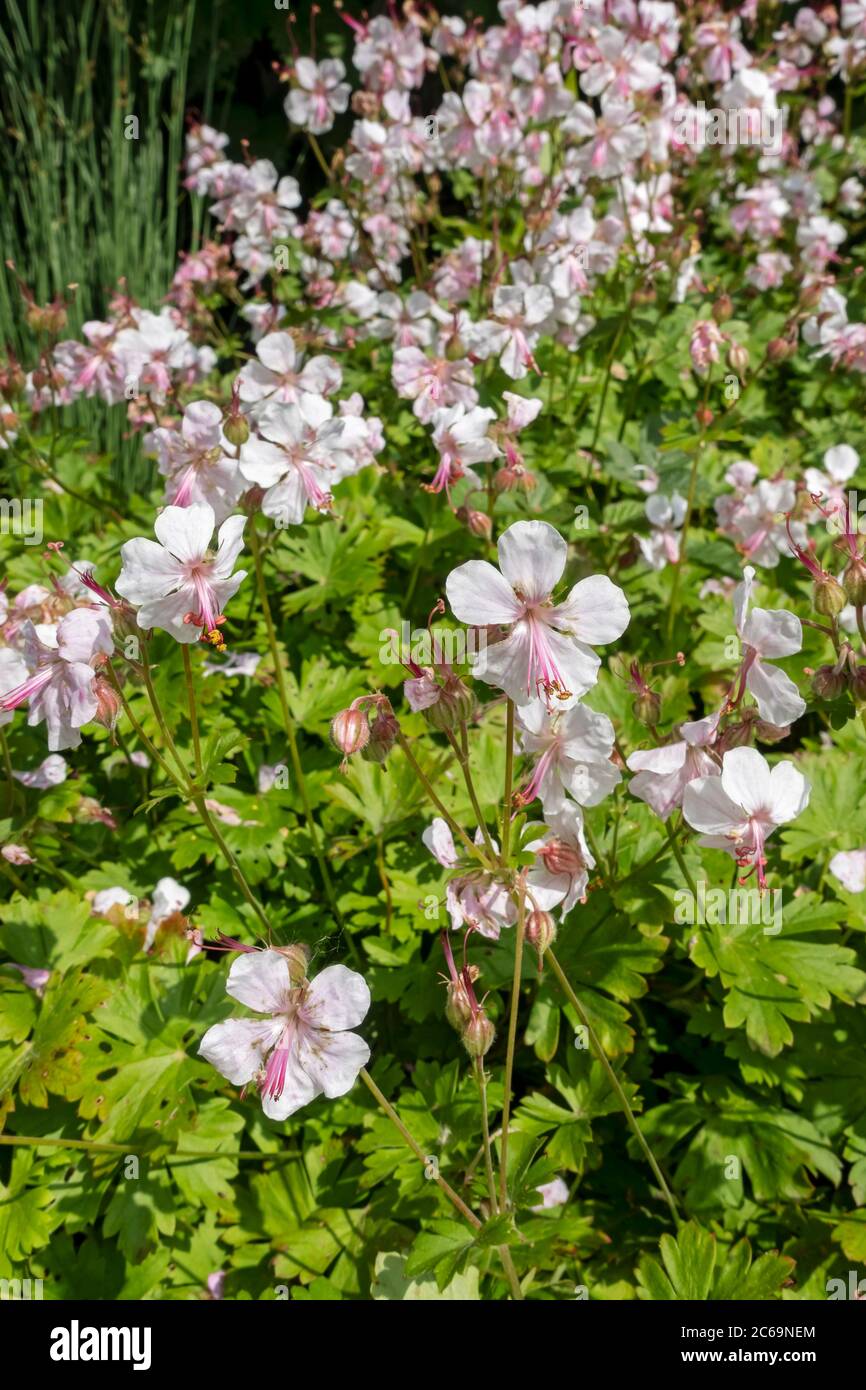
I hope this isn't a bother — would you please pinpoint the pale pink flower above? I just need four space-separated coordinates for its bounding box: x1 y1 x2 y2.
238 398 367 526
237 332 342 409
468 285 554 380
689 319 724 374
0 608 114 751
199 951 371 1120
731 566 805 728
526 804 595 918
423 818 516 940
829 849 866 893
804 444 859 517
2 844 34 865
446 520 629 708
638 493 687 570
683 747 810 890
428 404 499 494
285 58 351 135
515 699 620 813
627 725 720 821
532 1177 569 1211
116 502 246 648
144 876 190 951
146 400 245 523
391 347 478 424
13 754 67 789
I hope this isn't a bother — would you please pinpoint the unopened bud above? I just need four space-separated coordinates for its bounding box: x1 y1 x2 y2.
633 688 661 726
767 336 795 363
362 707 399 763
275 941 310 984
456 505 492 540
811 665 846 700
712 294 734 324
799 281 824 310
461 1010 495 1058
850 666 866 703
494 464 536 492
813 573 847 617
93 676 121 731
224 412 250 446
752 718 791 743
727 343 749 375
444 333 467 362
843 555 866 607
695 405 713 428
525 909 557 966
330 707 369 757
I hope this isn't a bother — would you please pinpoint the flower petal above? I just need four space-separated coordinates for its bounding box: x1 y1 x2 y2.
304 964 371 1031
446 559 523 625
297 1029 370 1098
552 574 630 644
225 949 291 1013
154 503 215 563
198 1017 282 1085
497 520 567 603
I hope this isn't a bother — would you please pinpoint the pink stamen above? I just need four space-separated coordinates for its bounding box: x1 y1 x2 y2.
0 666 53 711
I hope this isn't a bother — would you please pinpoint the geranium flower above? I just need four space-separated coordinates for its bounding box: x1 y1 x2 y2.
730 566 805 728
146 400 245 522
526 803 594 917
423 818 516 939
199 951 371 1121
238 398 367 526
0 608 114 751
116 502 246 650
627 718 720 820
683 746 810 889
515 698 620 813
446 520 629 708
237 332 342 409
284 58 351 135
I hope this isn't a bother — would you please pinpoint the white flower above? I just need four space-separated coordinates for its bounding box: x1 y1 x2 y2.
804 444 859 518
116 502 246 648
423 818 516 939
0 608 114 751
145 400 245 523
446 520 629 708
284 58 351 136
828 849 866 893
238 398 367 527
237 332 342 410
428 403 500 494
515 698 620 813
627 718 719 821
733 566 806 728
199 951 371 1121
683 746 810 889
13 754 68 789
638 492 687 570
526 803 595 918
144 876 191 950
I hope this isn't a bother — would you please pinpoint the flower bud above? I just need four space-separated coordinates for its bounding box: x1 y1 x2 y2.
850 666 866 703
811 664 846 700
93 676 121 731
276 941 310 985
752 718 791 743
330 707 369 757
813 573 847 617
362 707 399 762
494 463 536 492
445 975 474 1032
526 909 557 967
633 688 661 726
767 336 795 363
799 281 824 310
461 1010 495 1058
843 555 866 607
455 505 492 540
712 294 734 324
223 412 250 446
727 342 749 376
716 717 755 752
444 332 467 362
695 405 713 429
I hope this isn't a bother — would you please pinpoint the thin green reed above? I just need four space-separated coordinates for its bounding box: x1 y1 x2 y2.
0 0 197 489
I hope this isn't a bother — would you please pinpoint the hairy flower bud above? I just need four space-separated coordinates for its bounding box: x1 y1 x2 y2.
223 412 250 446
330 707 369 757
461 1010 495 1058
812 664 846 700
752 718 790 743
275 941 310 985
712 294 734 324
444 332 467 362
843 555 866 607
813 573 847 617
727 342 749 375
93 676 121 731
362 707 399 763
850 666 866 704
633 687 661 726
526 909 557 966
767 336 795 363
